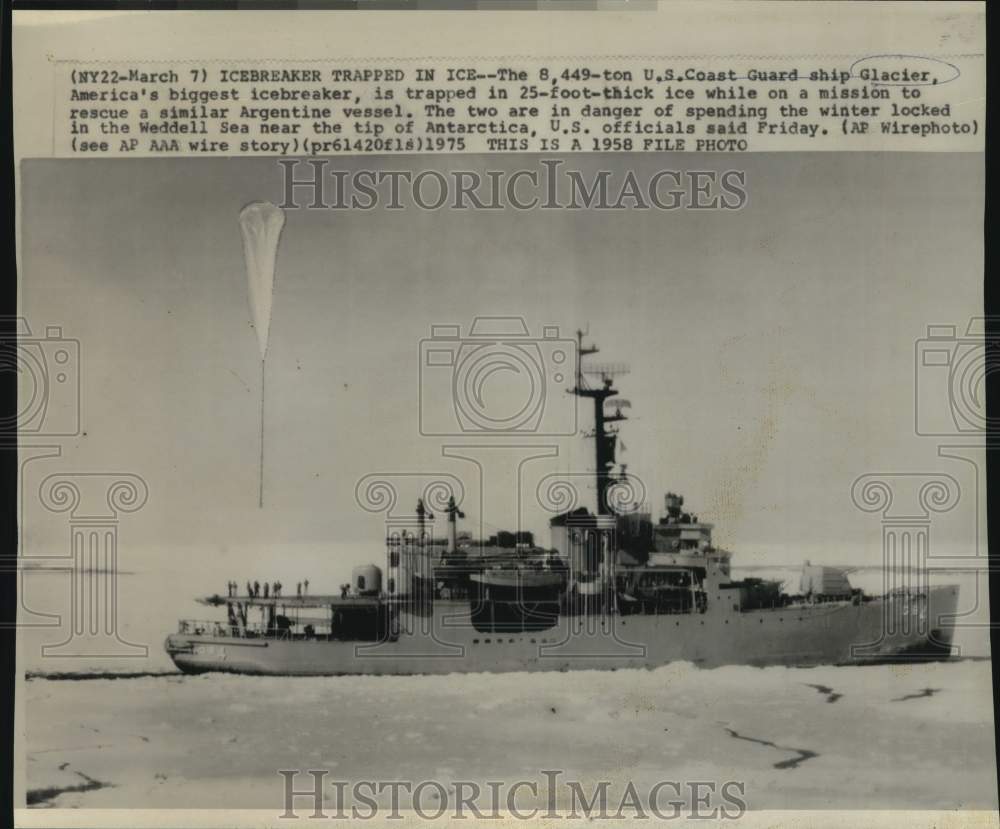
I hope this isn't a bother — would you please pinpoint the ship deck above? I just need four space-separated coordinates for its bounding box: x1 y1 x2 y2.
198 594 383 608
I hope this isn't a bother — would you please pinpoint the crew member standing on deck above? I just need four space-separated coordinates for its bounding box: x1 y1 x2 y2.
304 579 309 596
264 582 270 599
296 582 302 597
253 580 260 598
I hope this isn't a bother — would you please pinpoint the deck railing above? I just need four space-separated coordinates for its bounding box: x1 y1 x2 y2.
176 620 299 639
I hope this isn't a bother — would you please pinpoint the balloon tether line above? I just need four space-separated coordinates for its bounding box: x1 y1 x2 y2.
259 358 266 508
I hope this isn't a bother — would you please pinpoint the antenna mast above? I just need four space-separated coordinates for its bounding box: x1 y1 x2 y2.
569 328 629 515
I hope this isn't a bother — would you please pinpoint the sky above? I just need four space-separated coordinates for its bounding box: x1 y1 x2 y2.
18 152 985 588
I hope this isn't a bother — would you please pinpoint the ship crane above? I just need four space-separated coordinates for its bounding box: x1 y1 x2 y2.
415 498 434 544
568 328 629 515
444 495 466 559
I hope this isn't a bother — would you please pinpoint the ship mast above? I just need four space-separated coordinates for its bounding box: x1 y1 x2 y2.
569 328 628 515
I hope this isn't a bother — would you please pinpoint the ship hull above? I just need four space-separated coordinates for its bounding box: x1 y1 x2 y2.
165 585 960 676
